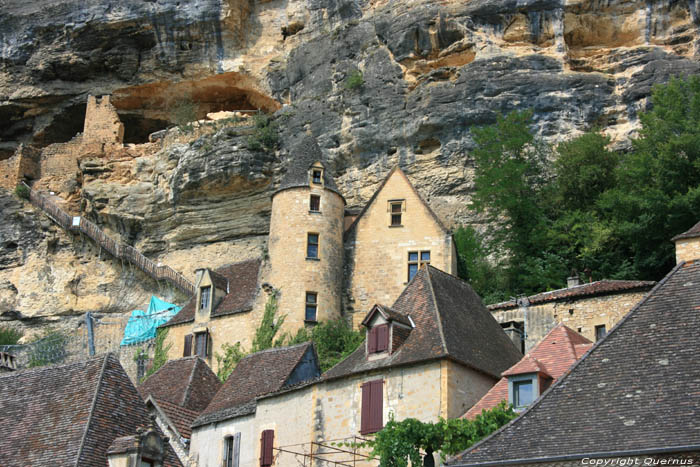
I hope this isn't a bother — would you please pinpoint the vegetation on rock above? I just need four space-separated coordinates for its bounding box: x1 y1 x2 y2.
0 326 23 345
248 114 279 152
144 328 171 379
27 330 67 368
344 69 364 90
14 184 29 200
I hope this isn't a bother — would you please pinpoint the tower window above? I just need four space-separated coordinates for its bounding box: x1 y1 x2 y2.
307 233 319 259
595 324 607 341
312 169 322 184
388 200 404 227
408 251 430 281
195 332 209 358
310 194 321 212
200 286 211 310
305 292 318 322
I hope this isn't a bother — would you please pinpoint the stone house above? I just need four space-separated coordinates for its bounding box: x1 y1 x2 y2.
0 353 181 467
489 277 654 352
161 136 458 370
462 323 591 419
139 356 222 466
189 265 521 466
447 225 700 466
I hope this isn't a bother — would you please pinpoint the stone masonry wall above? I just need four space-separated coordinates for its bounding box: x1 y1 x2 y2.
675 238 700 264
0 145 40 190
344 169 455 328
442 360 497 419
491 290 650 351
267 186 345 332
83 95 124 145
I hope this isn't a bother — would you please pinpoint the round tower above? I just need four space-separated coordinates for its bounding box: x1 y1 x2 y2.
267 136 346 331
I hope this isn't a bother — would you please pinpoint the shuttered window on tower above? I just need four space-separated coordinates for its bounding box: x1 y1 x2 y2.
360 379 383 435
260 429 274 466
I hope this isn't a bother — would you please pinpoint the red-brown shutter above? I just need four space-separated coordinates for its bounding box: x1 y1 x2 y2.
260 429 274 466
370 380 383 432
360 382 371 434
376 325 388 352
367 328 377 353
183 334 192 357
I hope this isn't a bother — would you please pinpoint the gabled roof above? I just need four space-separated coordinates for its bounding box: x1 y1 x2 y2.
139 356 221 413
193 342 316 427
146 397 200 440
162 258 261 327
671 220 700 241
462 324 592 419
488 280 655 310
344 166 448 238
323 266 522 381
274 135 344 201
207 269 230 293
361 304 413 327
450 260 700 465
0 354 181 467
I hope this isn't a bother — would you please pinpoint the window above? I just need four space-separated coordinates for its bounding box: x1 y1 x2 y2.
307 233 319 259
184 334 193 357
140 460 154 467
136 353 147 381
309 194 320 212
312 169 322 184
195 332 208 358
389 201 404 226
408 251 430 281
224 433 241 467
200 286 211 311
361 379 383 434
305 292 318 322
260 430 274 467
595 324 607 341
368 324 389 353
513 379 534 408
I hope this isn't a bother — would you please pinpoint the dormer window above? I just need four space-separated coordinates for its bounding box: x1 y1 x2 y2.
200 286 211 310
368 324 389 353
508 373 539 411
311 168 323 185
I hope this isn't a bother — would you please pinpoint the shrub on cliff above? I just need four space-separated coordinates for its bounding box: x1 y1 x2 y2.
248 113 279 152
14 184 29 200
0 326 23 346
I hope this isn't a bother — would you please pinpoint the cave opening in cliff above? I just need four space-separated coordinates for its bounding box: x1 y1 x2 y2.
110 72 281 143
34 102 87 147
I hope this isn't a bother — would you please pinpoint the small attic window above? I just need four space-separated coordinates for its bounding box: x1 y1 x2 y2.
368 324 389 353
389 200 404 227
312 168 323 184
200 286 211 310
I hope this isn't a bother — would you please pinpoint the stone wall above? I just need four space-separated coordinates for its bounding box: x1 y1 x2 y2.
344 169 456 328
675 237 700 264
442 360 496 420
83 95 124 146
267 185 345 331
491 290 650 351
0 145 40 190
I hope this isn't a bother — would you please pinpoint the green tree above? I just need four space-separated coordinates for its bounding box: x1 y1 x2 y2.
144 328 171 379
285 318 365 372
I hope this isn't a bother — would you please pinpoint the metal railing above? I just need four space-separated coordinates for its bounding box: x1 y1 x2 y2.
23 182 195 296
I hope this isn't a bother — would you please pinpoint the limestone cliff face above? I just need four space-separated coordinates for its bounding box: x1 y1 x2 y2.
1 0 700 334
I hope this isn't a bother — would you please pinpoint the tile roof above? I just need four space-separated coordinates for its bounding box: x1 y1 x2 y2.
193 342 314 427
106 435 139 455
344 166 448 238
323 266 522 381
0 354 181 467
162 258 261 327
450 260 700 464
488 280 655 310
462 324 592 419
672 220 700 241
148 397 200 440
139 356 221 413
208 269 230 293
361 304 413 327
274 135 344 201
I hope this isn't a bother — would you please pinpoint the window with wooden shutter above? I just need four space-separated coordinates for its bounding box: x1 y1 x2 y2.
360 379 383 434
367 327 377 353
376 325 389 352
183 334 193 357
224 433 241 467
195 332 208 358
260 430 274 466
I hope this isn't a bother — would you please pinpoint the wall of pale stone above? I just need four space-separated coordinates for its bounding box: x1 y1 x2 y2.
675 238 700 263
83 95 125 145
442 360 497 419
190 412 256 467
491 290 649 351
344 170 456 328
0 145 40 190
267 186 345 332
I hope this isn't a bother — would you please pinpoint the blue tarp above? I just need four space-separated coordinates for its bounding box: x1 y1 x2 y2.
120 296 181 346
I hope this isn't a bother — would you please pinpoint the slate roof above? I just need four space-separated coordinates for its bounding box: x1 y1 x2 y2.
344 166 448 237
208 269 230 292
672 220 700 241
139 356 221 413
192 342 314 427
488 279 655 310
323 266 522 381
274 135 344 200
361 304 413 327
450 260 700 464
162 258 261 327
148 397 200 440
0 354 181 467
462 324 592 419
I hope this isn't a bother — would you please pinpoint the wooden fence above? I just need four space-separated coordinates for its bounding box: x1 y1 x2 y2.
24 183 195 296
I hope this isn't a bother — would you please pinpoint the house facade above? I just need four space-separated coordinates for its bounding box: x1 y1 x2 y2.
190 266 521 466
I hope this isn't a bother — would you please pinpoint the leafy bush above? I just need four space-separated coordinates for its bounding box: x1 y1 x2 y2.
344 69 364 90
285 318 364 372
170 97 198 132
0 326 23 345
367 401 517 466
143 328 171 379
248 114 279 152
14 184 29 200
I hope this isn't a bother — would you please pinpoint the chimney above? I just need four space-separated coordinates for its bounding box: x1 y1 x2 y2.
672 221 700 263
567 275 580 288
